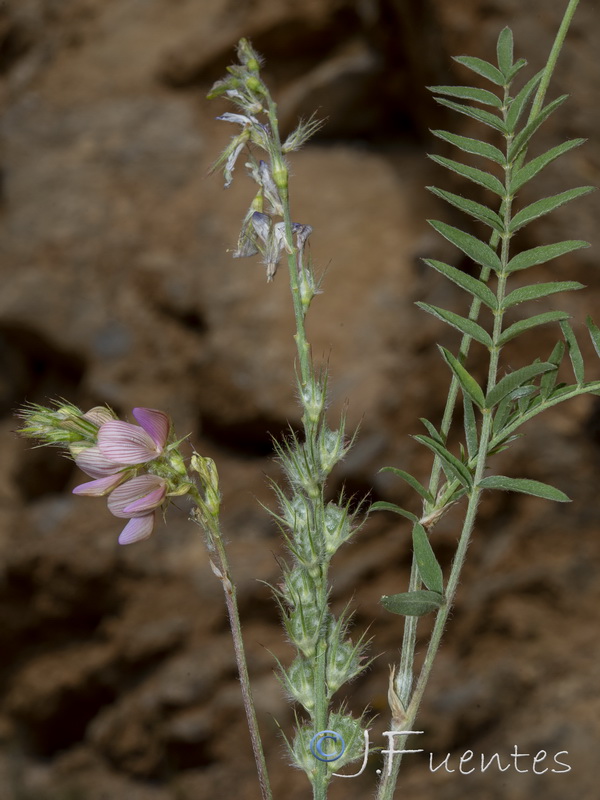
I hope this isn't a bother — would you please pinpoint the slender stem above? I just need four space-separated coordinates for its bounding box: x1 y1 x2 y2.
530 0 580 120
191 497 273 800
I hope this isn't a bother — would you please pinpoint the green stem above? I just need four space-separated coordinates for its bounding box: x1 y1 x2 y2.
191 496 273 800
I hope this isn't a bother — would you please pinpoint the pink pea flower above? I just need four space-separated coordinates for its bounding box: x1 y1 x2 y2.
107 474 168 545
72 407 172 545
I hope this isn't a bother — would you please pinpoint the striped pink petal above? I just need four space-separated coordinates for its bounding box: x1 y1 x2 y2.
108 475 167 518
73 445 125 478
73 473 126 496
118 514 155 545
98 421 161 464
132 408 170 449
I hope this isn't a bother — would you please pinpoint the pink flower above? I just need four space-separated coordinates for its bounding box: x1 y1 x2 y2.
72 407 172 545
107 474 168 545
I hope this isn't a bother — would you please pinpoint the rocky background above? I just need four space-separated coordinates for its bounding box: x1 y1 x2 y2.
1 1 599 799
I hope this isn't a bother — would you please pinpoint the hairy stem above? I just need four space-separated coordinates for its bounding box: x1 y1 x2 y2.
191 495 273 800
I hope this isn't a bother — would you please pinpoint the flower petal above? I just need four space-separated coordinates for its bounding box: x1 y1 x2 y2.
84 407 117 426
73 473 126 496
132 408 170 450
98 421 159 464
118 514 155 545
123 482 167 514
73 445 125 478
108 475 167 518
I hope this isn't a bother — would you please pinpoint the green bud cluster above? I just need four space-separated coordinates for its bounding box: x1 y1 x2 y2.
17 402 112 448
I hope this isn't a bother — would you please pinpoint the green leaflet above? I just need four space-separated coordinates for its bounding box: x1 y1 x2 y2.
463 395 478 458
427 187 505 234
380 467 434 504
423 258 498 310
381 590 444 617
509 187 595 233
417 302 493 348
428 220 503 272
508 95 568 161
419 417 445 443
499 311 570 346
413 434 473 488
506 240 589 273
478 475 571 503
429 85 503 108
560 320 585 385
485 362 555 409
496 27 514 77
428 155 506 197
505 58 528 83
433 98 507 134
430 130 506 165
370 501 418 523
540 340 565 399
505 71 543 133
510 139 586 193
412 523 444 594
439 346 486 409
452 55 505 86
586 316 600 359
502 281 585 309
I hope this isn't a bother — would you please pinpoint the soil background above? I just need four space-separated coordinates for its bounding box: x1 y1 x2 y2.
1 1 599 799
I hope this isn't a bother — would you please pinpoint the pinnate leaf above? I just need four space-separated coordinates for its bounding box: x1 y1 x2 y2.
423 258 498 310
428 220 503 272
499 311 570 346
478 475 571 502
503 281 584 309
509 187 595 233
428 155 505 196
417 302 493 348
506 241 589 273
412 523 444 594
381 590 444 617
430 130 506 165
511 139 585 193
